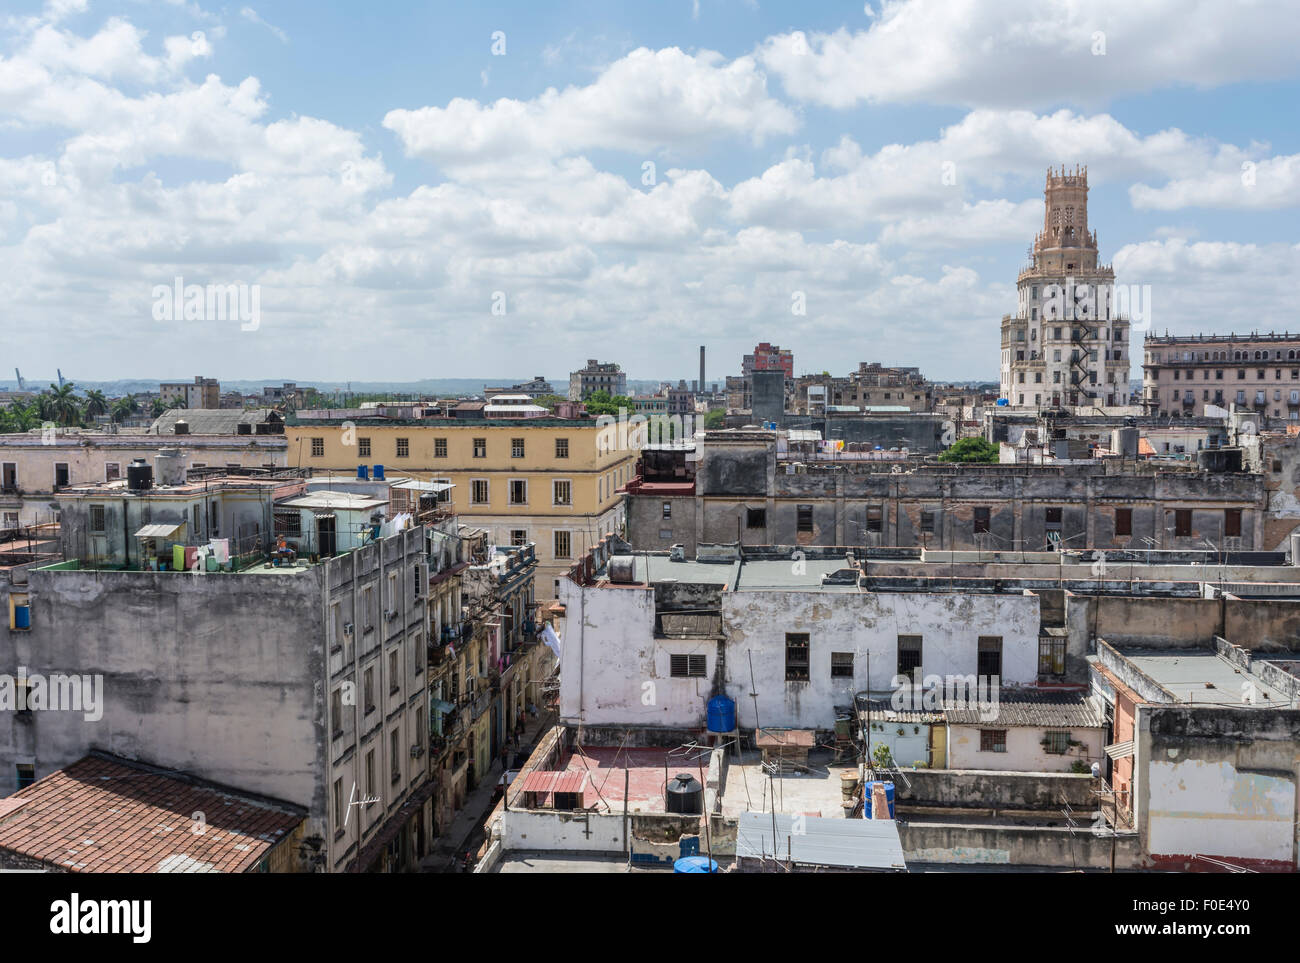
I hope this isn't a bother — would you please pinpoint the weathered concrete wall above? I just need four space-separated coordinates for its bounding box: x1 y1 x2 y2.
1069 594 1223 649
499 809 626 852
721 591 1042 731
1223 597 1300 649
1136 705 1300 871
946 724 1105 773
1 566 324 803
893 768 1099 810
900 821 1141 868
627 493 696 554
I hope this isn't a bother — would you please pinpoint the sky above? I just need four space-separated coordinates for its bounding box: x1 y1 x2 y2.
2 0 1299 387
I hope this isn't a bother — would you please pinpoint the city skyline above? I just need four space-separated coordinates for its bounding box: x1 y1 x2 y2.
2 1 1299 382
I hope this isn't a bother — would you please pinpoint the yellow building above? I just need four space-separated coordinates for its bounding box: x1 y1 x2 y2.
285 417 635 593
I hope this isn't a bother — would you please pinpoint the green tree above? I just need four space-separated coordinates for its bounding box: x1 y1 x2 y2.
703 408 726 429
47 383 83 427
111 396 139 423
584 389 634 417
937 437 1000 464
83 389 109 420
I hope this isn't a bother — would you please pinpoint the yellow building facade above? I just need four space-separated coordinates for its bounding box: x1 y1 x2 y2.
285 419 635 593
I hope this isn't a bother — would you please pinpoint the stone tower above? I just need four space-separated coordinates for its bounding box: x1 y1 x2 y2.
999 165 1131 410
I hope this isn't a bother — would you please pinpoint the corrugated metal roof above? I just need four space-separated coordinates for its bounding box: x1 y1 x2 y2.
133 523 182 538
1104 740 1134 759
943 689 1104 728
735 813 906 870
389 479 454 493
519 771 586 795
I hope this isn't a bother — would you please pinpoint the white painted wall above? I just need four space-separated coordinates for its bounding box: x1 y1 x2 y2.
559 580 1042 732
1147 758 1295 864
946 725 1105 773
500 809 625 852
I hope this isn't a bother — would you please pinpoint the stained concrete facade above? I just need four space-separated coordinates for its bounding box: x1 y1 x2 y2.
630 429 1268 555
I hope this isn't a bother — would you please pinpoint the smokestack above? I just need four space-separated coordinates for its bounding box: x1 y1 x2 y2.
699 345 706 395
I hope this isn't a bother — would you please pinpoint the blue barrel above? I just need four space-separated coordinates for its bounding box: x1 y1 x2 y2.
866 781 895 818
14 605 31 630
674 856 718 873
707 695 736 733
373 464 385 480
357 464 370 480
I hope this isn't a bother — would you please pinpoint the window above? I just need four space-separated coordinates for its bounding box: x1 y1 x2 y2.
55 463 69 488
365 749 376 800
670 654 707 678
1174 509 1192 537
434 438 447 458
389 649 399 693
554 530 571 559
662 502 672 519
472 479 489 504
473 438 486 458
865 507 882 533
391 730 401 782
363 667 375 713
509 479 527 504
395 437 409 458
980 730 1007 753
797 504 814 533
920 510 936 534
331 687 344 738
830 652 854 678
311 437 324 457
1039 635 1066 676
89 504 106 533
785 633 810 682
1044 507 1062 525
1114 508 1132 537
973 507 990 534
897 635 922 682
1224 509 1242 538
16 764 35 790
333 777 344 830
358 437 371 458
977 636 1002 678
105 462 120 482
746 508 766 529
1044 731 1071 755
553 480 571 505
511 438 525 458
510 529 527 547
555 438 569 459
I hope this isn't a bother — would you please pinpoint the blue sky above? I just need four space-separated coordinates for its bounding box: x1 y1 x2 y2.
3 0 1299 387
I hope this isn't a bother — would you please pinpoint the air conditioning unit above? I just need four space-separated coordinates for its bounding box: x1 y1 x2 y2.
409 744 425 759
385 609 399 622
343 622 354 636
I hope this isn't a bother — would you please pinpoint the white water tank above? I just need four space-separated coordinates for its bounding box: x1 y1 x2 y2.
155 448 187 486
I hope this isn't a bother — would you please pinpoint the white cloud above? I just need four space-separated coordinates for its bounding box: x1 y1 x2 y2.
383 47 798 171
239 7 289 44
757 0 1300 109
1131 155 1300 210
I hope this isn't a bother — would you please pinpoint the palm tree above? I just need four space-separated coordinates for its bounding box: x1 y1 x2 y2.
149 397 168 418
84 389 109 420
47 383 82 427
111 396 137 424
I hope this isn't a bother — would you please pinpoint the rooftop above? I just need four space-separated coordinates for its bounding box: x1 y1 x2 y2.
1116 649 1299 708
0 753 304 873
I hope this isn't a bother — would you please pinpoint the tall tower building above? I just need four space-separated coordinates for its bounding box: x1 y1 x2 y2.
999 166 1131 409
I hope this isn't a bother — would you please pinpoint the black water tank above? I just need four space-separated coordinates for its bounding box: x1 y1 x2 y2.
666 772 703 815
127 459 153 491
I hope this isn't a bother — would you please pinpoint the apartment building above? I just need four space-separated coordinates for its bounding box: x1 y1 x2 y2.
159 375 220 410
0 429 287 529
1143 332 1300 419
568 359 626 401
1 472 432 873
285 416 635 593
624 428 1266 555
1000 166 1132 409
793 362 935 415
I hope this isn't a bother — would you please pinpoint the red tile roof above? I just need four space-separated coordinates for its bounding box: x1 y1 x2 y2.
0 754 305 873
519 770 586 795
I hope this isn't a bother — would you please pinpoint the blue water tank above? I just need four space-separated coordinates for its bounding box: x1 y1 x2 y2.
357 464 370 480
707 695 736 733
866 780 895 818
673 856 718 873
14 605 31 630
373 464 385 480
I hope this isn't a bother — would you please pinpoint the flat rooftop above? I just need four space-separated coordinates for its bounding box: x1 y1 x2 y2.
1119 649 1298 707
720 750 858 820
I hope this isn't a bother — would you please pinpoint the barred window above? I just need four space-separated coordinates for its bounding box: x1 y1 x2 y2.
670 654 706 678
980 730 1007 753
